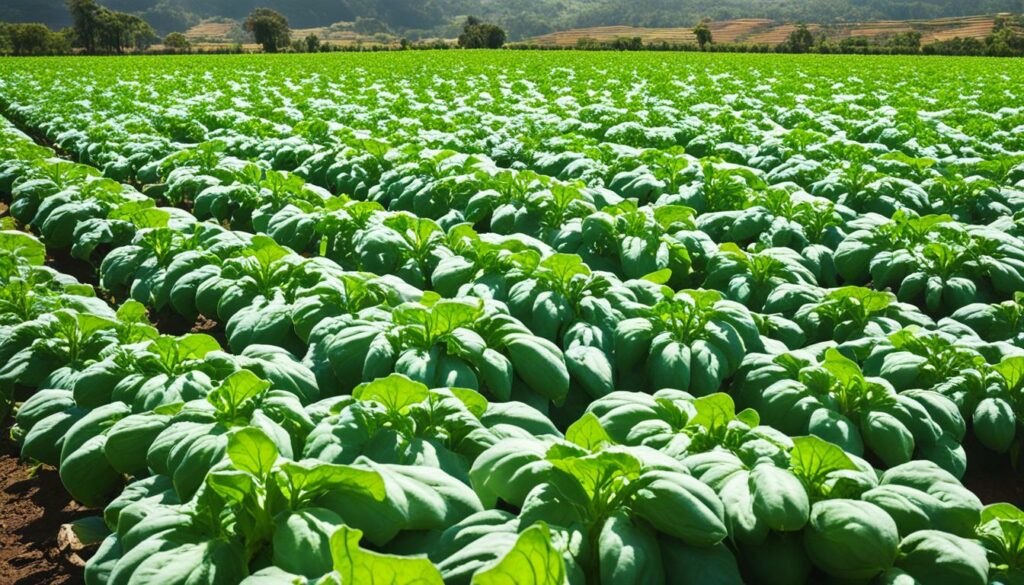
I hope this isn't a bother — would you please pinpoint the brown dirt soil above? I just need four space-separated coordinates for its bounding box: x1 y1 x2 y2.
0 432 89 585
709 19 776 43
182 22 236 41
528 14 1000 47
45 251 96 290
146 311 228 348
42 240 228 347
961 432 1024 508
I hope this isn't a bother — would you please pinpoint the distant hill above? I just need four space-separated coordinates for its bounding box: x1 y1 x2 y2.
1 1 71 29
529 14 1006 46
4 0 1024 39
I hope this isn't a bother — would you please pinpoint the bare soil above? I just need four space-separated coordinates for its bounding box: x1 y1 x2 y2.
0 431 89 585
529 14 998 46
962 432 1024 508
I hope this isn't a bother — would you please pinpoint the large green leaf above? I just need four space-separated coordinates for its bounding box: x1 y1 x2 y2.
0 230 45 265
276 460 387 506
354 374 430 413
564 413 613 451
821 348 862 389
330 525 443 584
227 427 280 479
790 435 857 498
471 523 567 585
546 448 640 502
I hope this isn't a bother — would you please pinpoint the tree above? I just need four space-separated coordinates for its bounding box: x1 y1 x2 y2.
126 13 158 51
244 8 290 53
66 0 102 53
985 26 1024 56
784 23 815 53
458 16 506 49
0 24 11 56
50 28 75 54
96 11 156 53
66 0 156 54
164 31 191 52
0 23 74 56
305 33 320 52
693 21 712 50
611 36 643 51
9 24 52 55
575 37 602 50
886 31 921 53
839 36 871 54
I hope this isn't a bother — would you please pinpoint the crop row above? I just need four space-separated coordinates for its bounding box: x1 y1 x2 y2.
0 98 1023 585
0 170 1013 585
3 53 1024 585
5 99 1024 473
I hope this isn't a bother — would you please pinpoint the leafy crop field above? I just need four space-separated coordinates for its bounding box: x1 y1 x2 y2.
1 51 1024 584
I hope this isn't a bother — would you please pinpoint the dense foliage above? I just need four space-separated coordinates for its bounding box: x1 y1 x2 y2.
3 0 1023 40
243 7 289 53
66 0 158 53
2 51 1024 584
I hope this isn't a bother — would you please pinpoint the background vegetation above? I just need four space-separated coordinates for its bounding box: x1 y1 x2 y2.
4 0 1024 40
0 0 1022 56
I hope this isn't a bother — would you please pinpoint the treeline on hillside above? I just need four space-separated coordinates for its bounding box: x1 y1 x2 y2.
0 4 508 56
3 0 1024 40
0 0 158 55
2 0 1022 57
485 0 1024 40
510 17 1024 57
0 23 74 56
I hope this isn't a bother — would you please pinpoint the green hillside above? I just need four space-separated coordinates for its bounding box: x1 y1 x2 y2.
4 0 1023 38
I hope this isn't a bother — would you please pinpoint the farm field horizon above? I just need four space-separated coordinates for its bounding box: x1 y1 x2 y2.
2 50 1024 584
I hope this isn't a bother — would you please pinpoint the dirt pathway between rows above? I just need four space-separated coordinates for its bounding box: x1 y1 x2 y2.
0 430 88 585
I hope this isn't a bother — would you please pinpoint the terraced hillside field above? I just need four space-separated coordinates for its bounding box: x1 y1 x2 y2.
2 51 1024 585
531 14 1003 45
180 20 404 49
181 20 236 42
